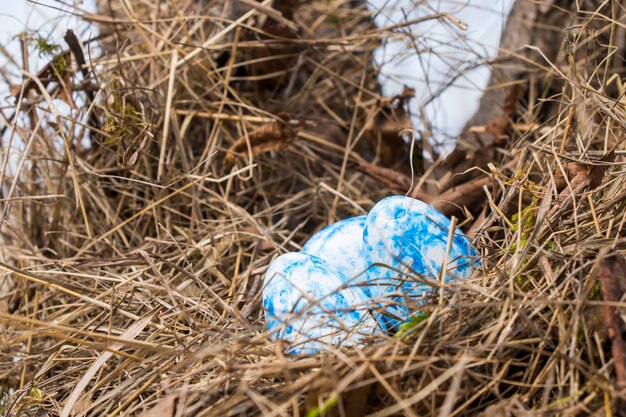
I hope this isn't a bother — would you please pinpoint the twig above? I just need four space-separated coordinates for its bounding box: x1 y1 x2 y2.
597 255 626 414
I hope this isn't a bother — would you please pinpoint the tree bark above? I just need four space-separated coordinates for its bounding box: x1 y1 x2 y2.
458 0 570 149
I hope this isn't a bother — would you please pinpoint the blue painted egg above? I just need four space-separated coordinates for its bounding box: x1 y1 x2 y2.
302 216 370 295
262 252 385 354
363 196 478 325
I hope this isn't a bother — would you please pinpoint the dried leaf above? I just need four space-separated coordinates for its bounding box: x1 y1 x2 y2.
224 113 299 165
503 84 524 119
554 150 615 195
484 116 509 145
8 84 21 97
466 84 524 147
396 85 416 102
553 162 588 193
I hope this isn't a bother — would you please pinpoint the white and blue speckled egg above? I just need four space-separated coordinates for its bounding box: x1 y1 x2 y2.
262 252 384 354
363 196 478 326
302 216 370 295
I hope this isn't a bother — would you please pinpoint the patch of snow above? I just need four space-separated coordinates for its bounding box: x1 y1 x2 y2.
366 0 515 150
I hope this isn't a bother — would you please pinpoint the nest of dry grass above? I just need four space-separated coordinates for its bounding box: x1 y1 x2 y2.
1 0 626 415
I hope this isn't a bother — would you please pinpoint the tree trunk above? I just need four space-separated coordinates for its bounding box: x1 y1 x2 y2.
458 0 571 149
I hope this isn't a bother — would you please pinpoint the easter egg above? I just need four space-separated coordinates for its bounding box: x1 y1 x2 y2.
263 252 385 354
363 196 478 325
302 216 370 295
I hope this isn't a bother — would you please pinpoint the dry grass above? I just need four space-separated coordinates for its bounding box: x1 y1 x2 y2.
1 0 626 416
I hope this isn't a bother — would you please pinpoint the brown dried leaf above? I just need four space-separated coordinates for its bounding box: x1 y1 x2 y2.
554 162 588 193
224 113 299 165
8 84 21 97
396 85 416 103
554 150 615 195
466 84 524 147
503 84 524 119
484 116 509 144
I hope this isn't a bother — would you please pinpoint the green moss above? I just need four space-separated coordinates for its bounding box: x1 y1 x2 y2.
326 14 340 26
0 385 7 415
52 55 68 75
35 37 62 58
509 201 537 251
394 312 431 337
25 387 45 404
590 281 602 301
577 321 586 343
515 274 528 289
103 84 141 146
29 35 68 80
